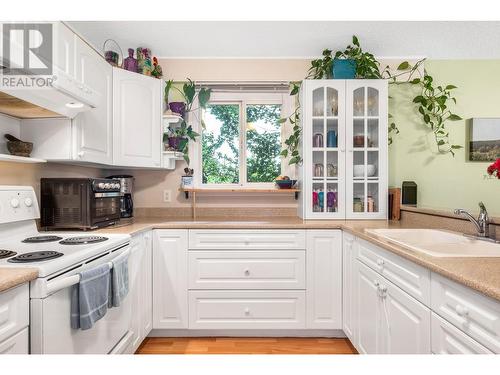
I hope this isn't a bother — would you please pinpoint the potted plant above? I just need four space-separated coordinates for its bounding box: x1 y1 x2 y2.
163 79 212 164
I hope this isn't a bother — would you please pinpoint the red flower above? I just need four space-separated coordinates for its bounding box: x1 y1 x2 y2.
487 165 495 175
487 158 500 177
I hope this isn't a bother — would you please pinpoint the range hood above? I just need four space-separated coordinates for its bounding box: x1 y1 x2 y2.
0 68 100 119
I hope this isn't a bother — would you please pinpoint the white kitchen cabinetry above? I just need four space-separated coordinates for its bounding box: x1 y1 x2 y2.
127 231 153 353
153 230 188 329
306 230 342 329
431 273 500 353
113 68 162 168
53 22 76 77
299 79 388 220
73 38 113 164
356 261 431 354
342 232 357 344
0 284 29 355
431 313 492 354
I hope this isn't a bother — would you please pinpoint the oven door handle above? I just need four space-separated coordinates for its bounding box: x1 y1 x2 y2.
45 248 131 295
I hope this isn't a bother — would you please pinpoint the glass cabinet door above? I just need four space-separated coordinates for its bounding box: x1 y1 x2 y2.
346 81 387 219
306 81 345 218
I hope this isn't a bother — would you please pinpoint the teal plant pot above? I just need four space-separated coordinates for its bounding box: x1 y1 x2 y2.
332 59 357 79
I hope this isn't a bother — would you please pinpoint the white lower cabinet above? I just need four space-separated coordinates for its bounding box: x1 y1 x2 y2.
0 284 29 355
356 261 431 354
342 232 357 344
431 313 492 354
188 290 306 329
306 230 342 329
153 230 188 329
126 231 153 353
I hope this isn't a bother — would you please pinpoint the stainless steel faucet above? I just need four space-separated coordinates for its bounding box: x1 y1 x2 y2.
454 202 495 241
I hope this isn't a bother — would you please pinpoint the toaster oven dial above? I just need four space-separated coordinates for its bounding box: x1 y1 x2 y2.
98 182 106 189
104 183 111 189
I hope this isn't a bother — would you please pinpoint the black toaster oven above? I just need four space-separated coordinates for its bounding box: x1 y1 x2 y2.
40 178 122 230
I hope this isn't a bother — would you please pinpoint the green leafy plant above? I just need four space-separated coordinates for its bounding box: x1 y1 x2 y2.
164 79 212 164
281 36 462 164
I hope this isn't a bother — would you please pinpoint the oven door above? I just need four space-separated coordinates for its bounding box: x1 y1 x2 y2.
30 245 133 354
90 192 122 227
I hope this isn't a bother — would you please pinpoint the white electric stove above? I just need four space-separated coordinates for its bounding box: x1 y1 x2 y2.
0 186 133 354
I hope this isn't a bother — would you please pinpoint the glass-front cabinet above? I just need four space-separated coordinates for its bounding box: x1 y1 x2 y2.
299 80 387 220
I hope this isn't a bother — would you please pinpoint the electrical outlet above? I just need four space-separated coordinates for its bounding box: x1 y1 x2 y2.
163 190 171 202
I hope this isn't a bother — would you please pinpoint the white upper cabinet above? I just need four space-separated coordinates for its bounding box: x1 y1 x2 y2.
72 38 113 164
301 80 346 219
53 22 75 77
299 79 388 220
113 68 162 168
345 80 388 219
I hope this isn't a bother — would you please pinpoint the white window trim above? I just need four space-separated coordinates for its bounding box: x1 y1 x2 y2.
190 91 294 189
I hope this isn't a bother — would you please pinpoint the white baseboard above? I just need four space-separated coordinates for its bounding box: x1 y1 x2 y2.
148 329 346 338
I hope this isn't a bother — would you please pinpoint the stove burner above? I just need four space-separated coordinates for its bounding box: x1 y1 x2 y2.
0 250 17 259
8 251 63 263
22 235 63 243
59 236 108 245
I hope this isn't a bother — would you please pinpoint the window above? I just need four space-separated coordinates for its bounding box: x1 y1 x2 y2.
198 91 290 187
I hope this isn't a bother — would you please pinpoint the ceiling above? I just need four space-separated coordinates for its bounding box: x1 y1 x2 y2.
69 21 500 59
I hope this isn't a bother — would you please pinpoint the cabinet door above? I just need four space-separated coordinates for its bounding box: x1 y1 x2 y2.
342 232 357 344
306 230 342 329
141 231 153 338
73 38 113 164
302 80 346 219
382 276 431 354
53 22 75 77
128 234 144 352
431 313 492 354
153 230 188 329
113 68 162 168
356 261 382 354
346 80 388 219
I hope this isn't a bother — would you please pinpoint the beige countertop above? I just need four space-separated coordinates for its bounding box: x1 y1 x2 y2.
98 216 500 302
0 268 38 293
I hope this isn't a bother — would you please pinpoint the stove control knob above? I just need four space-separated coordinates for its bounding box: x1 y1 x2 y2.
10 198 20 208
104 183 111 189
98 182 105 189
24 198 33 207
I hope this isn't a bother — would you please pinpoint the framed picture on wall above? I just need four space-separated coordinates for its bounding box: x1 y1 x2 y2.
469 118 500 161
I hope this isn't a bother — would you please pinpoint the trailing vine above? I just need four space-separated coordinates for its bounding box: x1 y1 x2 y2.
280 36 463 165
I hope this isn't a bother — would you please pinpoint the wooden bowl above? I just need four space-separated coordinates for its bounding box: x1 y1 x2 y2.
7 140 33 157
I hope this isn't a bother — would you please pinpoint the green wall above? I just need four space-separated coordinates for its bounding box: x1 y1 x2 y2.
389 60 500 215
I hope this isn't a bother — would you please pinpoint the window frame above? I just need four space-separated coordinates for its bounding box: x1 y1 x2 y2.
191 91 293 189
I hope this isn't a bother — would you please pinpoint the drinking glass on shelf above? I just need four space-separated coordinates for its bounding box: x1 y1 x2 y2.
313 133 324 148
327 164 337 177
314 163 324 177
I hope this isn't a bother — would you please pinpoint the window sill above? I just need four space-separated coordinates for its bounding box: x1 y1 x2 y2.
179 187 300 199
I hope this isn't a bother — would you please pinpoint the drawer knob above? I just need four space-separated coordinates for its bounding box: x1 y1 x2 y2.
244 269 250 276
244 307 250 315
377 259 384 267
455 305 469 317
373 280 380 287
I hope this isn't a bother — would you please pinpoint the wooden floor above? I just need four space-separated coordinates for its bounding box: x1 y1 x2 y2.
136 337 358 354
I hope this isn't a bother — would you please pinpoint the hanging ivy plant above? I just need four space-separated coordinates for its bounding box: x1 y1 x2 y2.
280 36 463 165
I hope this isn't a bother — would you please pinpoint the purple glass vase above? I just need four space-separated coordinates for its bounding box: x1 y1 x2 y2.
123 48 138 72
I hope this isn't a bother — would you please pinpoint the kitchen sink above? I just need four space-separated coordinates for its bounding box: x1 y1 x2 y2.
365 228 500 257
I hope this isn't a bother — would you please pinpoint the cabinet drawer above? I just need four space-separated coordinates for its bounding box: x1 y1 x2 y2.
0 328 29 354
188 230 306 250
188 251 305 290
431 273 500 353
357 238 431 306
0 284 29 343
188 290 306 329
431 313 492 354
